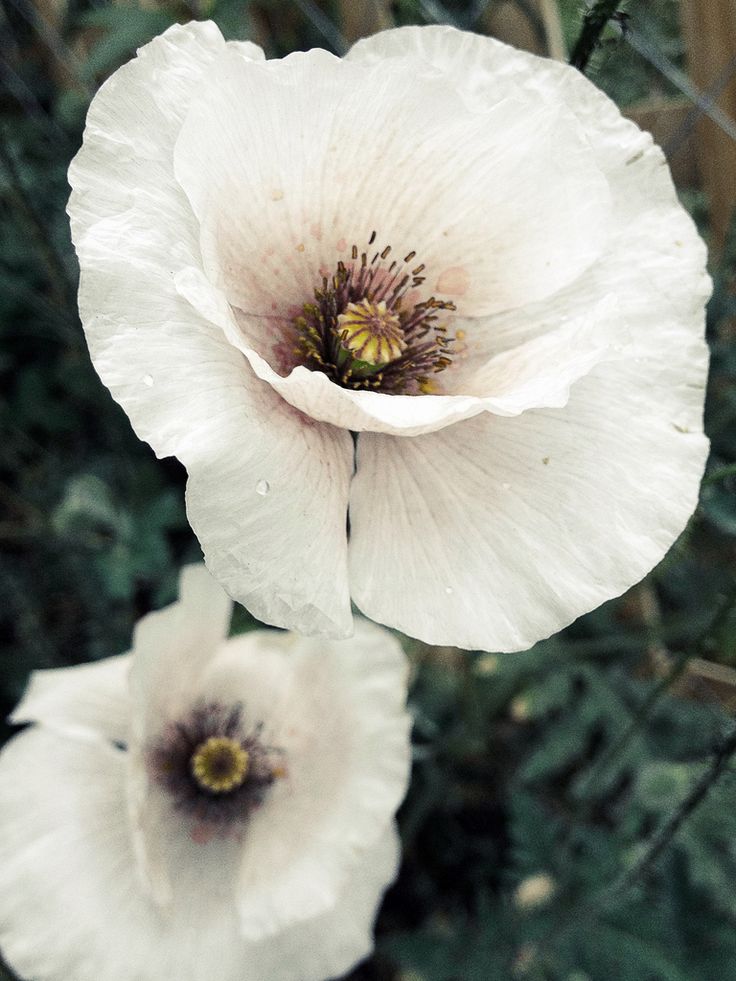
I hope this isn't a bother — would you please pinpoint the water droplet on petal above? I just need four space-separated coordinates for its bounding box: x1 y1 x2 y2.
143 374 154 387
445 586 454 595
255 480 270 496
502 482 511 490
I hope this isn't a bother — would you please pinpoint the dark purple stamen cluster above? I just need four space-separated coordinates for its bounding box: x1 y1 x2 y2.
148 702 282 831
294 232 456 393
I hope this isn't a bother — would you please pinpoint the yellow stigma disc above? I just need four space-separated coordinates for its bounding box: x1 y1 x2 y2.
337 298 406 366
190 737 250 794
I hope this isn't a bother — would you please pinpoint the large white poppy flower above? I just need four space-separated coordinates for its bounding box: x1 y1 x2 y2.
68 22 710 652
0 566 411 981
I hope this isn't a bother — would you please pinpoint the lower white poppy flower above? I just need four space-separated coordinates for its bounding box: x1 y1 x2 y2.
0 566 411 981
68 22 710 652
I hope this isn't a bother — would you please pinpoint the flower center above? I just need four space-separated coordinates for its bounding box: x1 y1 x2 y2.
294 233 456 394
338 299 406 369
149 702 284 834
190 736 249 794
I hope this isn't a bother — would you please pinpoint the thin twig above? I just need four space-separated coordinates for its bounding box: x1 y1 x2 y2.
537 709 736 959
3 0 92 97
702 463 736 487
574 647 693 799
610 722 736 895
0 131 75 310
418 0 460 29
336 0 393 42
569 0 624 73
575 587 736 800
664 54 736 160
507 0 547 44
0 56 70 145
622 23 736 144
291 0 349 54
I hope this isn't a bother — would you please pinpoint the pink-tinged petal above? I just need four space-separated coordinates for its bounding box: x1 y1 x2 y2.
178 266 618 435
349 354 708 652
348 26 710 362
126 589 408 923
342 26 708 651
128 564 232 737
125 565 232 905
10 655 130 746
0 725 398 981
200 623 412 938
173 45 610 338
68 24 353 636
448 297 622 404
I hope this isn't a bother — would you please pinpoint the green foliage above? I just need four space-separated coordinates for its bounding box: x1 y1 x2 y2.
78 5 179 79
2 2 736 981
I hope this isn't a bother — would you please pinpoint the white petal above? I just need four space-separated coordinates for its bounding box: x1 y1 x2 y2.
173 44 610 340
348 26 710 358
68 21 231 240
192 623 412 938
68 24 353 636
183 396 354 637
10 654 130 745
349 364 708 652
246 296 620 431
342 26 709 651
0 728 137 981
128 620 409 933
178 266 617 435
449 296 623 406
242 826 400 981
0 726 397 981
126 564 233 904
129 564 232 734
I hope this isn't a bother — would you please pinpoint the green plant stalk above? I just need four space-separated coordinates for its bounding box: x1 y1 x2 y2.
576 585 736 799
702 463 736 487
610 721 736 895
0 131 75 311
569 0 626 73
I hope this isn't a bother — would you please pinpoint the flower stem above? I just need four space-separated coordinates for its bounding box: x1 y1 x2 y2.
702 462 736 487
0 129 75 311
576 585 736 799
533 714 736 966
569 0 627 73
609 720 736 895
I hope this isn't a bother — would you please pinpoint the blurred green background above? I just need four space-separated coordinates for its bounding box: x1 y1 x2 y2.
2 1 736 978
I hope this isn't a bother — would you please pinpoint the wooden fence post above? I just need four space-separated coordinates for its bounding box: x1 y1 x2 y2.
336 0 394 43
680 0 736 252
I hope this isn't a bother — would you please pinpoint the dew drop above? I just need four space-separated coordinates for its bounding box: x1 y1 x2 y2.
255 479 270 496
502 482 511 490
445 586 454 595
142 374 154 387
